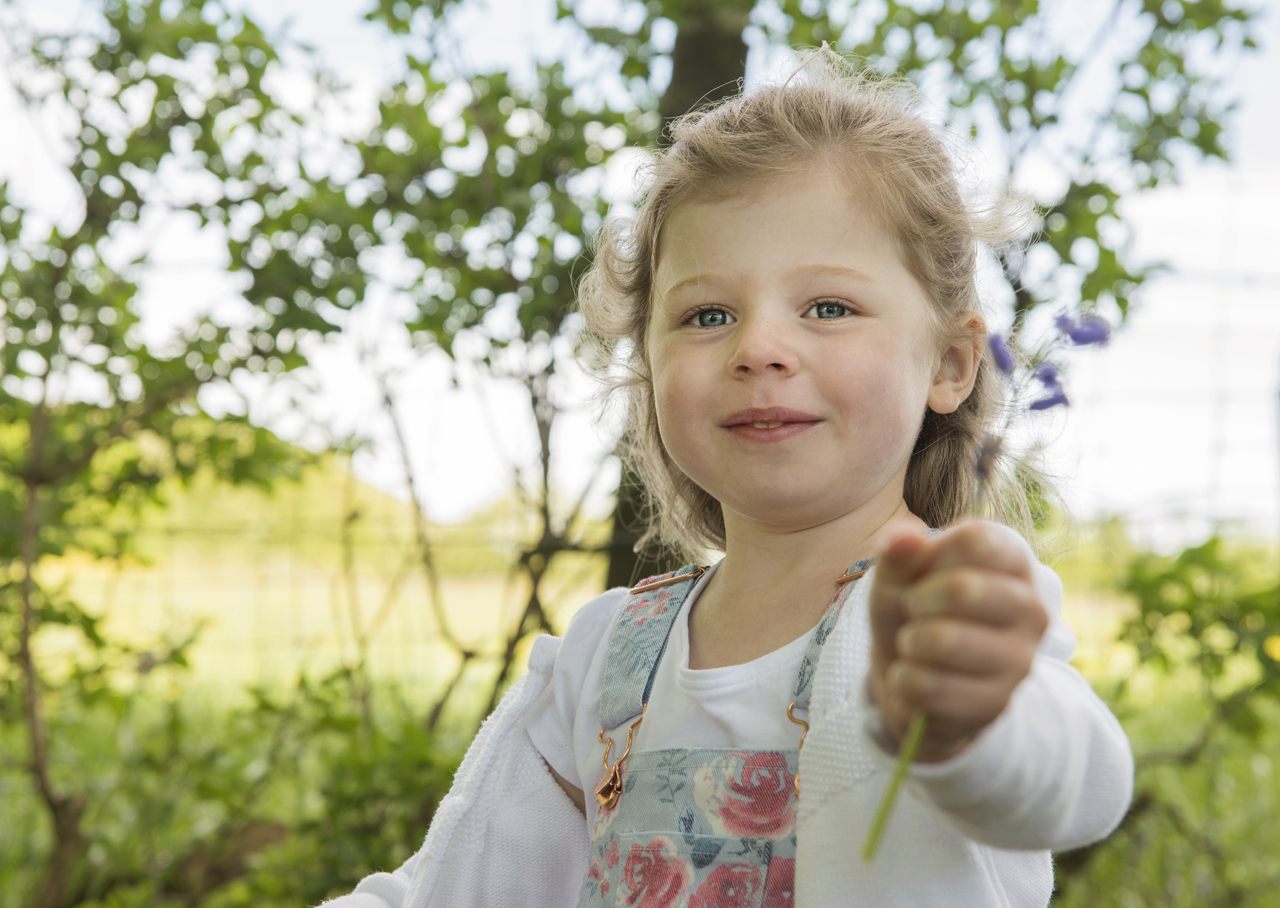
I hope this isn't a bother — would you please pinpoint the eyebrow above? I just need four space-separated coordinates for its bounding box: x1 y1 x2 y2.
659 263 876 299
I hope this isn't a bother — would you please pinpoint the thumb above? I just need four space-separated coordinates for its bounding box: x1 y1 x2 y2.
868 529 933 684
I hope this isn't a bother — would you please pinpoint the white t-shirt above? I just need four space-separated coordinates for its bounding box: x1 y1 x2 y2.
526 563 822 832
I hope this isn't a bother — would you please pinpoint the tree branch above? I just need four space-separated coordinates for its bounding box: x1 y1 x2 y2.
378 380 466 653
19 401 89 908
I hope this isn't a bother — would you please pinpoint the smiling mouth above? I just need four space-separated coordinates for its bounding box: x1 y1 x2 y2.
720 409 822 443
721 407 822 428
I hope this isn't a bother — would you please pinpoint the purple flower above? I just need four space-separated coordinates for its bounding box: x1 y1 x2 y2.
1029 389 1069 410
1033 363 1060 387
1067 316 1109 346
1054 312 1078 335
987 335 1014 376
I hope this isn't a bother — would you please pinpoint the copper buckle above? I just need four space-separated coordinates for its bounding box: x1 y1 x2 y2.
629 566 708 594
835 566 871 584
593 704 647 810
787 701 809 798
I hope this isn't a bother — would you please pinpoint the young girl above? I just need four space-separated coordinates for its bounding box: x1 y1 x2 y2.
325 58 1133 908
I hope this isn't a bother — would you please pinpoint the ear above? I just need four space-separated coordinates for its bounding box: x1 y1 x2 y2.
927 311 985 415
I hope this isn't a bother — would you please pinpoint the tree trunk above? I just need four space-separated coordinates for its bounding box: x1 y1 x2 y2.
658 3 752 135
605 0 752 588
605 464 661 589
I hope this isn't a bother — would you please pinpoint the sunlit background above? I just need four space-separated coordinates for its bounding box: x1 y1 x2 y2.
3 1 1279 905
7 0 1279 545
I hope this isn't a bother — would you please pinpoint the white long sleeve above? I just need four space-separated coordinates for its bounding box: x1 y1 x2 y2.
892 652 1133 851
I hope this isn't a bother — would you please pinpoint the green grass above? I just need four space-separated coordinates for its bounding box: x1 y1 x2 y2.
38 458 610 701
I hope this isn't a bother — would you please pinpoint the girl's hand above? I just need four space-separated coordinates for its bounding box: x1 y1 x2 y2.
868 522 1049 763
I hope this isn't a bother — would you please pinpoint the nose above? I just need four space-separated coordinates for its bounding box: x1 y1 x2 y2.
727 312 798 378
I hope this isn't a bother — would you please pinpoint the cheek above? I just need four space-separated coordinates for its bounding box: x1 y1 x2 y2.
830 339 932 406
828 342 933 457
652 364 698 455
650 349 718 481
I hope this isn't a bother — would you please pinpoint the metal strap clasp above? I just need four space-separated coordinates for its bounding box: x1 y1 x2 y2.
787 701 809 798
835 566 872 585
629 565 708 594
593 704 647 809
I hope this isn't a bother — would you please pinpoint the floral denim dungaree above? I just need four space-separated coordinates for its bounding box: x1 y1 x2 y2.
577 558 873 908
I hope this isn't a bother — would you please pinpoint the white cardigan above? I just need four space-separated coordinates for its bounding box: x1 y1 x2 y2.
322 538 1133 908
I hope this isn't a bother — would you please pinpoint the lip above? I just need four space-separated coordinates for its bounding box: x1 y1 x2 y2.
720 407 823 427
720 407 823 443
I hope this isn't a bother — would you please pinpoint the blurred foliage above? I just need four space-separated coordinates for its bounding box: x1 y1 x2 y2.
6 521 1280 908
0 2 366 905
1 0 367 540
0 654 461 908
1053 535 1280 906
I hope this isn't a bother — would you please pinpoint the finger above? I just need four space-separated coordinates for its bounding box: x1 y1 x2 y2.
868 530 932 675
873 528 935 592
885 661 1016 740
928 521 1034 581
901 569 1048 633
895 618 1035 676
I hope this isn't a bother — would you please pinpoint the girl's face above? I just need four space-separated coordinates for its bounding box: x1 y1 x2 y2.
646 169 979 535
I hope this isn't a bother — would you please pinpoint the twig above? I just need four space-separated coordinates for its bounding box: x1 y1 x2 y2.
365 546 418 641
378 379 465 652
338 471 372 723
1134 679 1264 771
426 652 475 734
560 447 616 541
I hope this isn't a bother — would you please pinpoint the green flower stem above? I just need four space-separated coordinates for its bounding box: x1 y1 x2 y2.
862 709 927 861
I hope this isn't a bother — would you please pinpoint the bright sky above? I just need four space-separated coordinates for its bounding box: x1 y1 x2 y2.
3 0 1279 552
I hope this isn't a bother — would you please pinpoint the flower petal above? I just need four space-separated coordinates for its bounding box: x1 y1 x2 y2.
1029 389 1070 410
1068 316 1110 346
987 334 1015 376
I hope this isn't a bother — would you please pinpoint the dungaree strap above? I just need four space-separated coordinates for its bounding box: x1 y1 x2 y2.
789 531 937 709
598 564 707 730
598 555 880 730
791 556 876 710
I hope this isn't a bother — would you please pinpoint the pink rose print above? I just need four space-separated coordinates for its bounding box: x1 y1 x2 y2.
627 588 674 614
620 836 693 908
607 840 621 868
693 752 796 838
632 607 666 627
602 878 611 897
689 863 763 908
589 857 603 881
763 858 795 908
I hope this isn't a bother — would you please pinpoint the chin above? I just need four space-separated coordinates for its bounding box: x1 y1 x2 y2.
722 491 860 533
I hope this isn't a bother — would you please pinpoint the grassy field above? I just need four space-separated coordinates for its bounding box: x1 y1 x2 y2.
39 459 610 703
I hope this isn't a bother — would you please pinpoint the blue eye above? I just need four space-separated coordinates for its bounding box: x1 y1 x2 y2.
693 308 733 327
809 301 849 319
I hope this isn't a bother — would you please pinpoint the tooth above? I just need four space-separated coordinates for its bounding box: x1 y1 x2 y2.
751 421 784 428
